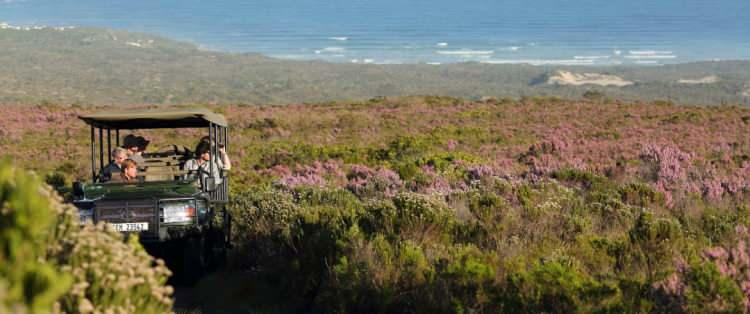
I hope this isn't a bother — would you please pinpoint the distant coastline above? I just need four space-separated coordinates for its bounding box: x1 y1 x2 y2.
1 26 750 106
0 8 750 66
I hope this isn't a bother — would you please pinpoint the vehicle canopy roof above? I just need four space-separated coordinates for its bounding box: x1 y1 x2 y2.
78 107 228 129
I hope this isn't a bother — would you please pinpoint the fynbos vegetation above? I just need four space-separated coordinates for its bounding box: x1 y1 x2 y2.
0 161 173 313
4 96 750 312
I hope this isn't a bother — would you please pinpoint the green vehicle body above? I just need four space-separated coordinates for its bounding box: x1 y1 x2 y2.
71 108 231 281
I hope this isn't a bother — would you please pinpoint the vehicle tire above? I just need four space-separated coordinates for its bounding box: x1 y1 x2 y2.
201 226 225 272
181 236 207 285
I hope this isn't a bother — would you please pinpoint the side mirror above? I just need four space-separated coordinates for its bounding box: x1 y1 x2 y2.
72 181 85 198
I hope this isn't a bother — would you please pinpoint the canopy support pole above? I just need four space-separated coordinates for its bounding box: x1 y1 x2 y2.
99 128 104 171
90 126 96 182
107 129 112 163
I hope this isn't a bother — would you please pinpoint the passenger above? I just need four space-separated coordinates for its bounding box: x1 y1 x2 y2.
184 141 228 184
199 135 231 170
136 136 150 157
122 134 146 165
100 147 128 182
110 159 139 183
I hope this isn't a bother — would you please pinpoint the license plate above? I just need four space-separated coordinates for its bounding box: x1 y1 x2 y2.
110 222 149 232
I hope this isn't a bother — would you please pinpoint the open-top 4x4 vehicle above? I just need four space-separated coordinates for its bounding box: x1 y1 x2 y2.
71 107 231 283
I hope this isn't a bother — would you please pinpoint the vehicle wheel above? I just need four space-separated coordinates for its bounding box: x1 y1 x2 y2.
204 228 227 272
181 236 206 285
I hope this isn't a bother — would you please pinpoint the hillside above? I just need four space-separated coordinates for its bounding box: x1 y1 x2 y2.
1 27 750 105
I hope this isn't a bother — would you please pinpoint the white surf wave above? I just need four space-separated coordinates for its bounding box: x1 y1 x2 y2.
628 50 673 55
624 55 676 59
574 55 610 60
480 59 595 66
498 46 521 52
316 47 346 54
436 42 448 47
328 37 348 41
436 50 494 55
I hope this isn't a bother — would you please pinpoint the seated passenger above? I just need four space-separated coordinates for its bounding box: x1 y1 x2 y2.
183 141 229 184
199 135 231 170
110 159 139 183
136 136 150 157
100 147 128 182
122 134 146 166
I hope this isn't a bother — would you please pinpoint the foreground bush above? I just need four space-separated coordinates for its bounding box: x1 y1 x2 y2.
0 162 173 313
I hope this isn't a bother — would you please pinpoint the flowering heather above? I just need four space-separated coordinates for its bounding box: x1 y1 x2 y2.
275 160 345 189
639 144 696 207
467 164 495 181
412 164 454 195
656 226 750 312
3 96 750 209
7 97 750 312
346 164 403 197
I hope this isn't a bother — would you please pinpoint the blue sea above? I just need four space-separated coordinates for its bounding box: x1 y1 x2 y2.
2 0 750 65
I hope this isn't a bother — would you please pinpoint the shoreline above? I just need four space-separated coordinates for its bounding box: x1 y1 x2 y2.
1 24 750 106
1 22 748 67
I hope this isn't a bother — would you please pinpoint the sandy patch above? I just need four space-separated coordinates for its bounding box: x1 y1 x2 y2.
678 75 719 84
547 71 633 87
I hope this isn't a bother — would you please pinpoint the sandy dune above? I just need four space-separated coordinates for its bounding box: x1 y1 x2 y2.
547 71 634 87
678 75 720 84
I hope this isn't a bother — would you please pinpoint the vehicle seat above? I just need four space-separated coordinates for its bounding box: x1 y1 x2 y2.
140 145 191 181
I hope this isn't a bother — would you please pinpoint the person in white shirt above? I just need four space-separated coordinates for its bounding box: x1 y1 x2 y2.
183 141 230 184
199 135 231 171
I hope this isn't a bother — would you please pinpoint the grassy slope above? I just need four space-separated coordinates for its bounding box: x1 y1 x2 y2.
1 27 750 105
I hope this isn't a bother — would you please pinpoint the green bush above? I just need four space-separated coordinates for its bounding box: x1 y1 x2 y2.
684 262 744 313
227 187 301 268
618 182 665 208
628 211 682 281
0 162 71 313
0 162 173 313
501 260 619 313
391 193 456 242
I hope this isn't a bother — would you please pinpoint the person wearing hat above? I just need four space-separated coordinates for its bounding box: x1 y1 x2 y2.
136 136 150 154
184 140 230 185
122 134 146 165
199 135 231 171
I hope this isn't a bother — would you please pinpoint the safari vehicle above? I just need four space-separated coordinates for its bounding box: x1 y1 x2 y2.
71 107 231 281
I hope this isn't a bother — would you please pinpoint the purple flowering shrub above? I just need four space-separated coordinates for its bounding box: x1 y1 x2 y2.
654 225 750 312
639 144 696 208
346 164 403 197
8 97 750 311
271 160 345 189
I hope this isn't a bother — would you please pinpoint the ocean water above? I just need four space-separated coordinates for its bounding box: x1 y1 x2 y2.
2 0 750 65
